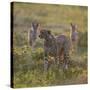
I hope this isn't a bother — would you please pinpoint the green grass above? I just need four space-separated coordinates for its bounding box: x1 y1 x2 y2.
12 2 88 88
13 46 87 88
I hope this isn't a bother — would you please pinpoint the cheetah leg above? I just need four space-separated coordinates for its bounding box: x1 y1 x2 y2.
44 52 49 72
63 52 70 70
44 57 48 72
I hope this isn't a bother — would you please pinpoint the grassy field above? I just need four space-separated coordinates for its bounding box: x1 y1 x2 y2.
12 2 88 88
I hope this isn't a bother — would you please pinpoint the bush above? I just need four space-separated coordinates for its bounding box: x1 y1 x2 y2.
78 31 87 48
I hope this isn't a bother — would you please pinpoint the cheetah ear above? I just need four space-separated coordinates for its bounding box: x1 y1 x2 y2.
47 30 51 34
